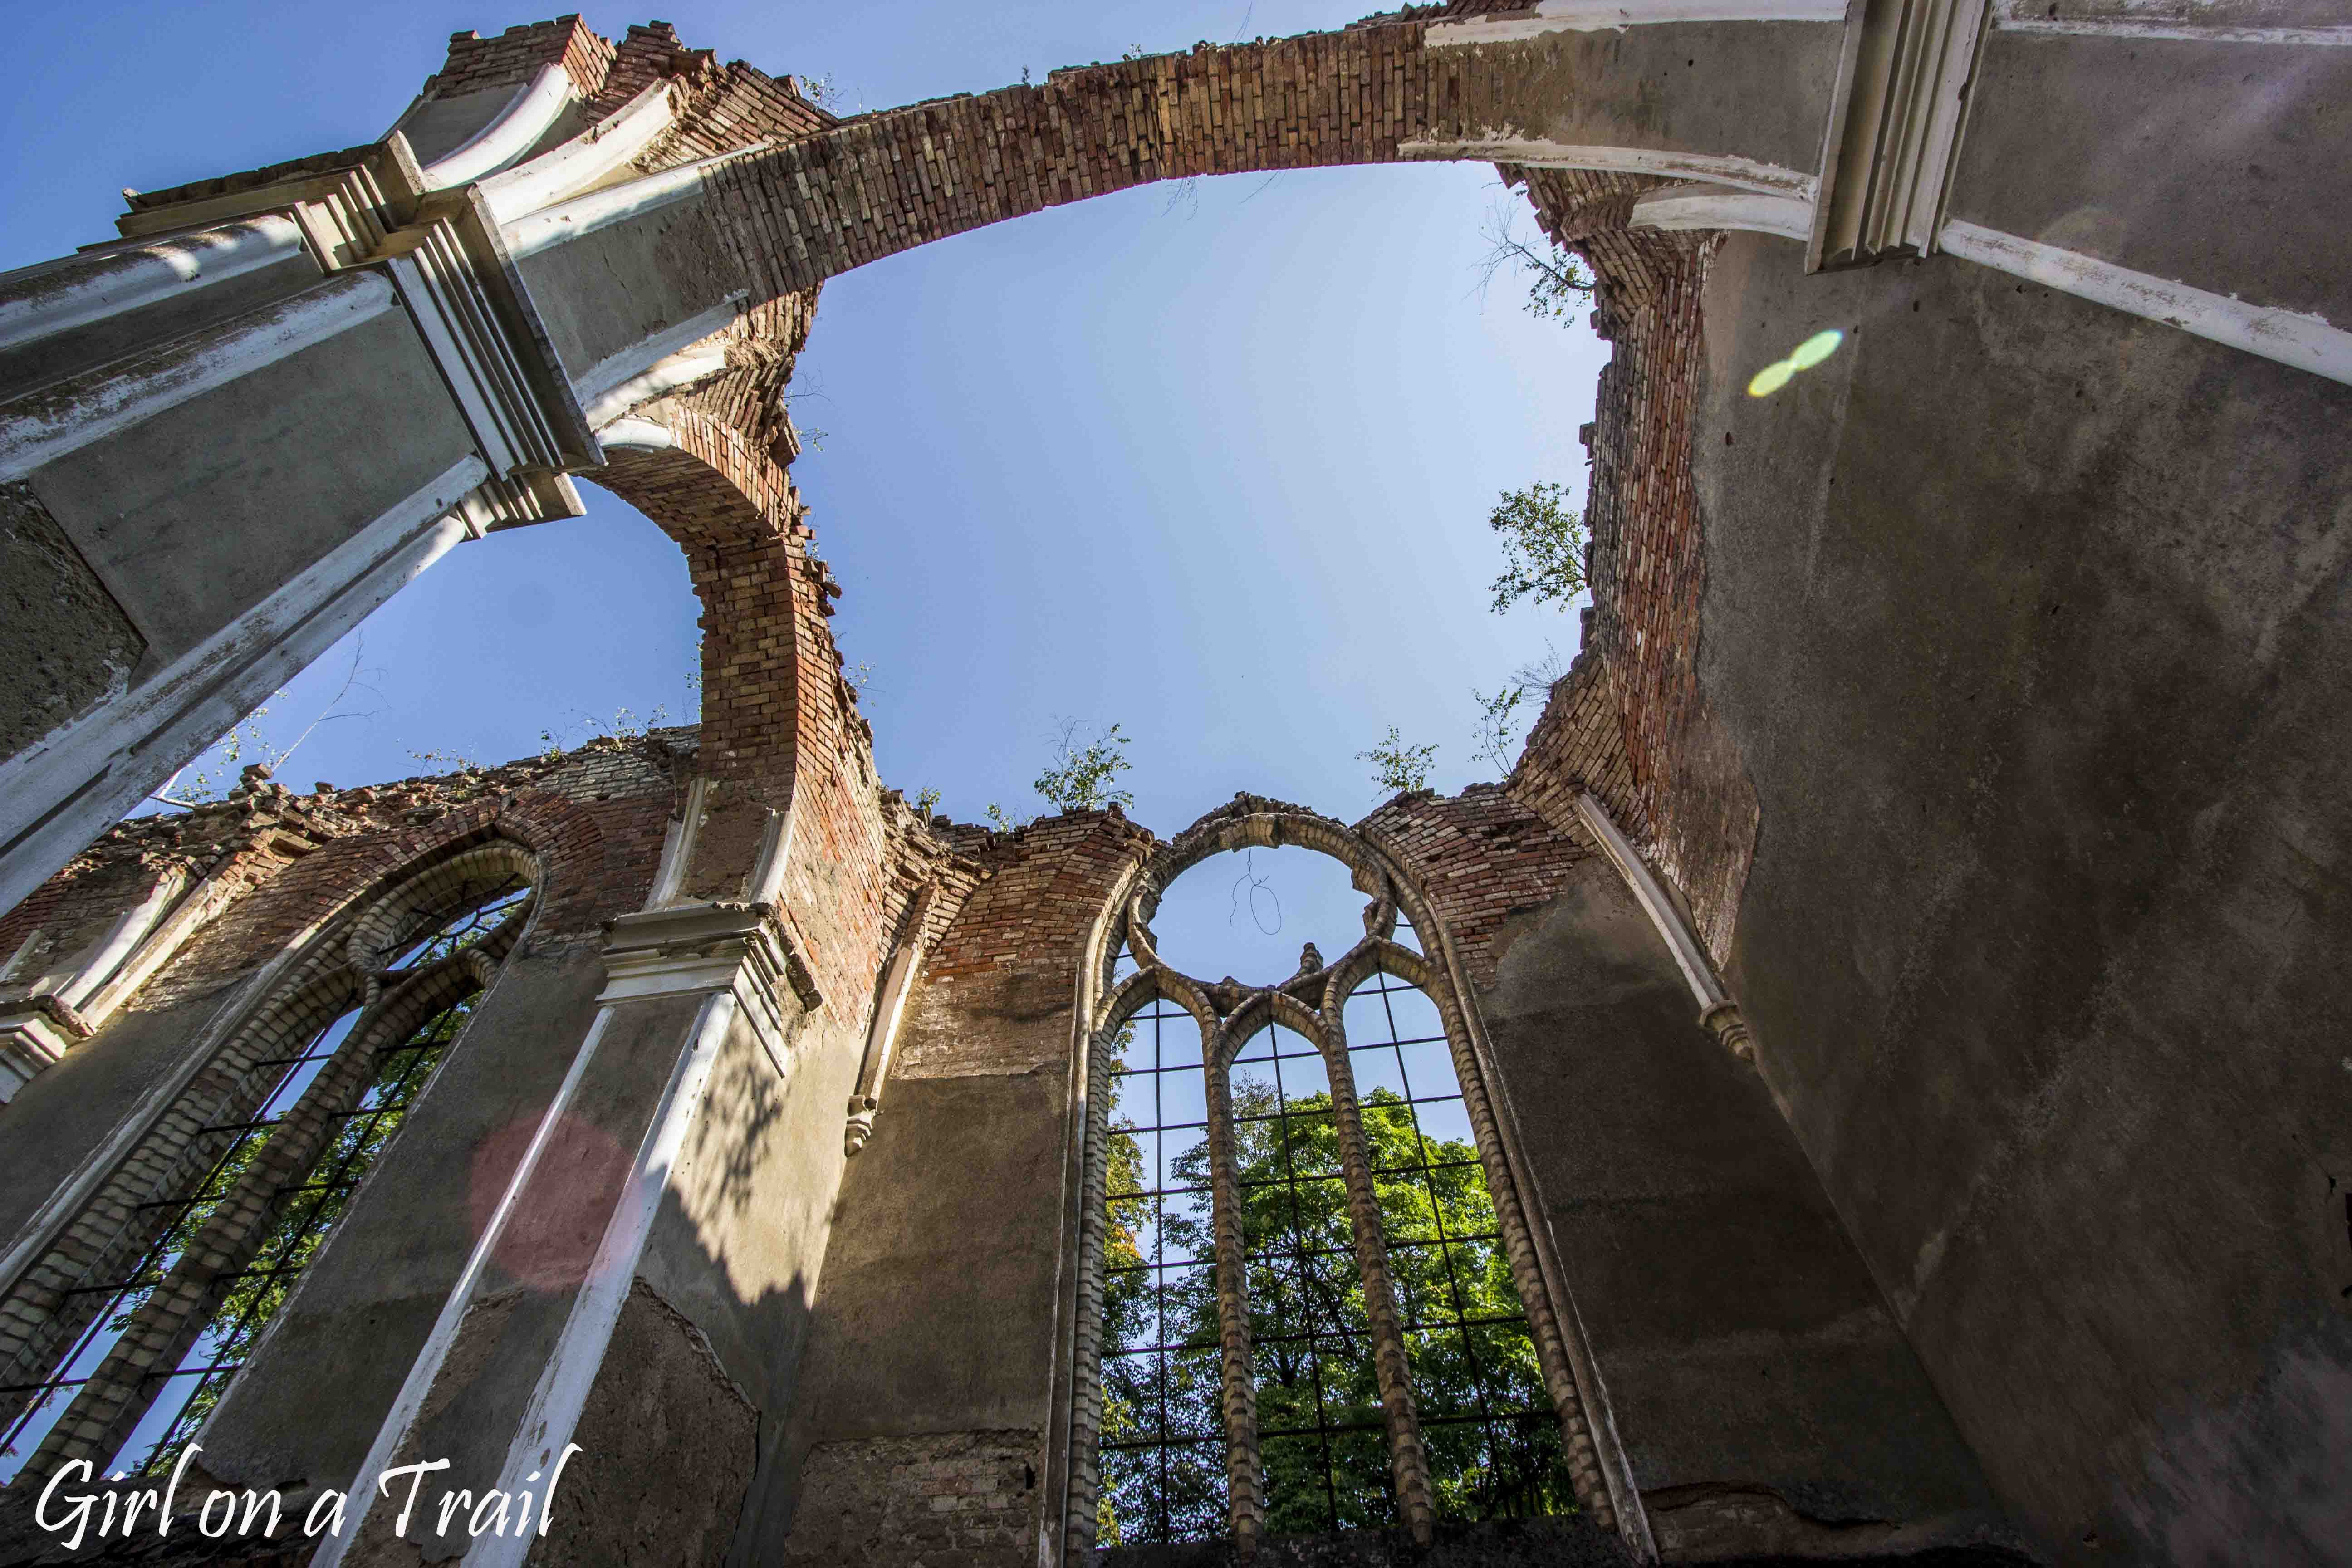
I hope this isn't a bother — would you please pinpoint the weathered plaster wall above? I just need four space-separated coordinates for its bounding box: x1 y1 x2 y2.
0 485 141 761
1683 231 2352 1563
534 1281 758 1568
1361 788 2006 1558
761 812 1148 1567
1482 858 2004 1560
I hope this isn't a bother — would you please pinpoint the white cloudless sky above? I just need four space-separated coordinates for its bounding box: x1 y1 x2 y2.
4 0 1609 964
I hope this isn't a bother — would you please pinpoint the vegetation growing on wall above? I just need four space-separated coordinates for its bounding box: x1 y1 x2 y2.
1359 726 1438 797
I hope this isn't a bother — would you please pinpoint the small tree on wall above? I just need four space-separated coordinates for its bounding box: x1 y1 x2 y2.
1478 203 1596 328
1466 475 1588 780
1470 644 1567 778
1036 719 1136 813
1485 481 1588 616
985 719 1137 828
1359 725 1437 796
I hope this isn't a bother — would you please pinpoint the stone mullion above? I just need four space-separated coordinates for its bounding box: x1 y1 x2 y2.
1426 983 1616 1529
1203 1029 1265 1555
1313 1014 1436 1544
27 973 448 1478
1062 1015 1121 1555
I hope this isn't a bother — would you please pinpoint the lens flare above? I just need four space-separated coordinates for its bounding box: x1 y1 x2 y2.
1745 328 1845 397
1788 328 1843 369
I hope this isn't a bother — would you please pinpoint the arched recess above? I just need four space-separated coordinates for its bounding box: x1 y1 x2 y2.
0 833 546 1487
1063 795 1651 1560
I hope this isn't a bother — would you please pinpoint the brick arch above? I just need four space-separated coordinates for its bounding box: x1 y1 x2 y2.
707 17 1817 300
584 416 915 1005
499 7 1765 954
590 421 843 804
519 5 1833 386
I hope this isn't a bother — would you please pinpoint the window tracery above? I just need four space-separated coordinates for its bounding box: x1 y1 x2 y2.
1069 808 1612 1553
0 847 535 1485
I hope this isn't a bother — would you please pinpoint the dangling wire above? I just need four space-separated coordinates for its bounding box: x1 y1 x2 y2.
1228 848 1283 936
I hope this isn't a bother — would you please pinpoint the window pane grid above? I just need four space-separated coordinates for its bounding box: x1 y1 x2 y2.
1235 1021 1387 1538
0 1004 366 1481
1352 965 1569 1523
110 992 469 1478
1090 922 1572 1544
1098 975 1225 1548
0 879 520 1488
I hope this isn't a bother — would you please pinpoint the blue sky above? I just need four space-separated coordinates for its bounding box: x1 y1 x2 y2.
5 0 1607 975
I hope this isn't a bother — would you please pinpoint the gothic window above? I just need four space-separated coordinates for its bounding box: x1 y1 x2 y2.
1229 1017 1388 1533
0 849 534 1486
1341 960 1564 1519
1072 815 1604 1553
1098 988 1224 1543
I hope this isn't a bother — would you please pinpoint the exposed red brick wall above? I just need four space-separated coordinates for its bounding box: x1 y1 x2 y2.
1508 649 1643 847
1502 167 1760 966
592 412 925 1020
428 15 615 101
121 742 679 1013
689 17 1631 304
922 811 1152 996
596 426 810 794
0 739 673 1013
1363 784 1593 991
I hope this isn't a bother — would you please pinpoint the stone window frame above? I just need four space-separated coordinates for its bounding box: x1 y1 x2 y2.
0 838 542 1485
1063 804 1619 1557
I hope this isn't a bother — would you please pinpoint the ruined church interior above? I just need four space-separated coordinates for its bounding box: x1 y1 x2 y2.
0 2 2345 1564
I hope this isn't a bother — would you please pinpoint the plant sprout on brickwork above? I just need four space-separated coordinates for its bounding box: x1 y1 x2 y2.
1466 202 1592 782
986 719 1135 830
0 874 529 1485
152 637 380 807
1359 726 1436 797
1476 201 1596 329
1471 643 1566 779
1087 842 1577 1548
1037 720 1135 813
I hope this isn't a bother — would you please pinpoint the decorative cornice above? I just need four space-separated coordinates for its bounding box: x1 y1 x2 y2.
108 136 602 492
380 187 603 476
0 995 91 1103
598 899 823 1073
1809 0 1992 269
1425 0 1846 46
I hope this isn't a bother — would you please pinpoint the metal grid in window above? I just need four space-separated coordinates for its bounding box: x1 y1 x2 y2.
110 995 475 1478
0 1010 358 1483
1098 982 1224 1546
0 878 527 1483
1230 1022 1388 1534
1341 964 1570 1521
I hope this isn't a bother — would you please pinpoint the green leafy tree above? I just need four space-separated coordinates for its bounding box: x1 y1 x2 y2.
1485 482 1588 616
1036 719 1135 813
1470 644 1567 778
1098 1064 1571 1544
1358 726 1437 797
1478 205 1596 327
